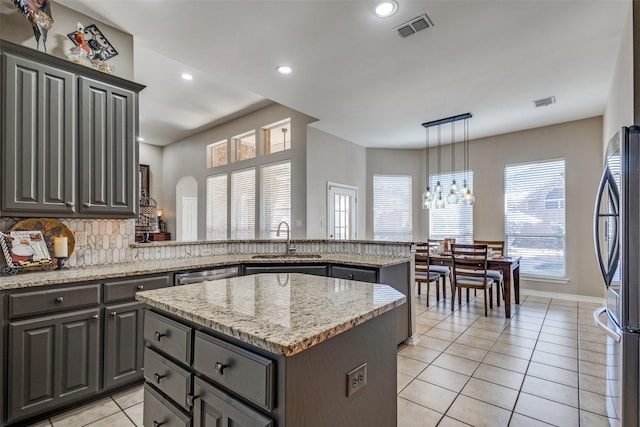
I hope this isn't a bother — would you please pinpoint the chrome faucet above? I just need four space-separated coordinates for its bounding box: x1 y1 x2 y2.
276 221 294 255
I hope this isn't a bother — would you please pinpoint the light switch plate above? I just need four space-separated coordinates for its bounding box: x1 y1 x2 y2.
75 231 88 247
346 362 367 397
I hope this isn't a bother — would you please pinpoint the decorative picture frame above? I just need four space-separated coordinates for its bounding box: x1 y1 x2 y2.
139 164 150 196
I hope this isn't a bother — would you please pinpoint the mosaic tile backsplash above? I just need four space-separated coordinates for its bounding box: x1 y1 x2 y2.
0 217 412 267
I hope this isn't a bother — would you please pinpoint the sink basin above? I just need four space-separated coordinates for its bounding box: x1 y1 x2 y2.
250 254 322 259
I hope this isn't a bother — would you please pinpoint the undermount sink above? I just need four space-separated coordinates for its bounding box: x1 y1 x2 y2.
250 254 322 259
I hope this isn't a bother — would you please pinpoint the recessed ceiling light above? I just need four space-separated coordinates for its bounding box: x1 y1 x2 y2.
277 65 292 75
181 73 193 81
375 1 398 17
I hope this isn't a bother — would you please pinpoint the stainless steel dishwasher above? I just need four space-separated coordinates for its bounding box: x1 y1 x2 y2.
174 266 239 285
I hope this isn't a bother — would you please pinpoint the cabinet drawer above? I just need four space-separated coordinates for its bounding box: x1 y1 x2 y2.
105 275 170 303
331 265 378 283
193 331 275 411
144 347 192 410
9 284 100 319
144 383 191 427
144 310 193 365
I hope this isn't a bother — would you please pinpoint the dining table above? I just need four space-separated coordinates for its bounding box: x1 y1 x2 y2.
428 253 522 318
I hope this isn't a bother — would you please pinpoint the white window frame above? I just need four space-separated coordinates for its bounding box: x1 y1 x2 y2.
206 174 228 240
373 175 412 242
230 168 256 239
428 170 473 243
260 161 291 239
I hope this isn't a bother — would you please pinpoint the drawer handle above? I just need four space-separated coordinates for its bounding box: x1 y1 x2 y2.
137 285 144 290
65 201 74 207
215 362 228 375
55 296 64 303
153 421 164 427
110 311 118 317
91 314 99 320
154 331 166 341
153 373 166 384
187 394 200 407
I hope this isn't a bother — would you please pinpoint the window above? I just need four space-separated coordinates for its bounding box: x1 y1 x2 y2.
373 175 412 241
429 171 473 242
206 174 227 240
505 159 566 278
261 118 291 154
232 130 256 162
230 169 255 239
206 140 228 168
260 161 291 238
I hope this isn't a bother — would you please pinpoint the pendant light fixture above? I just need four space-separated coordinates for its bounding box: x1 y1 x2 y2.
421 113 472 208
421 127 433 209
447 121 459 204
462 117 476 206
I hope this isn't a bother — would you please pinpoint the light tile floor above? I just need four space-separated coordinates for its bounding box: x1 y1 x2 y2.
27 289 612 427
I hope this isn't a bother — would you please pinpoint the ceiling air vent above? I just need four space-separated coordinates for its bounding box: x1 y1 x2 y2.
395 14 434 38
533 96 556 108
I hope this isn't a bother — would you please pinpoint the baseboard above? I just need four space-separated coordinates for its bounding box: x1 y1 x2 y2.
520 288 605 304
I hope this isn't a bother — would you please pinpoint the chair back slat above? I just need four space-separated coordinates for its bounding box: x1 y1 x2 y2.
473 240 505 256
451 244 489 281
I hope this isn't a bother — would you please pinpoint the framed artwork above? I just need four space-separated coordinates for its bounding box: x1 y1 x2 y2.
139 164 150 196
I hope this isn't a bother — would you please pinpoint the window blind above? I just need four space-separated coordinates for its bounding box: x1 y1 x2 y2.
505 159 566 278
206 174 227 240
373 175 412 241
231 168 255 239
429 171 473 242
260 161 291 238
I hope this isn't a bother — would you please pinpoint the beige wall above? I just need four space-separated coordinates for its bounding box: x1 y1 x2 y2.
0 1 134 79
162 103 316 240
306 127 367 239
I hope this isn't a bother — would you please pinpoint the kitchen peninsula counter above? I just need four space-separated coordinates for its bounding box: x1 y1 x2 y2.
0 253 410 291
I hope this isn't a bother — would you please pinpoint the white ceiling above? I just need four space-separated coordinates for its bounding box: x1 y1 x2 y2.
56 0 629 148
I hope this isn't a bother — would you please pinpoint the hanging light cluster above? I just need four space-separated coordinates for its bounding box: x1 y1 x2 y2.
421 113 474 209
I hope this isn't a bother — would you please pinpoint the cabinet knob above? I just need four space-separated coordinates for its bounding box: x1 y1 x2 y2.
153 421 164 427
348 274 354 279
215 362 228 375
55 296 64 303
91 314 99 320
187 394 200 407
137 285 144 290
110 311 118 317
65 201 74 207
154 331 166 341
84 202 92 207
153 373 166 384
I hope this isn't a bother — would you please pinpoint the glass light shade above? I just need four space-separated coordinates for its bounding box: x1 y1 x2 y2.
462 183 470 196
450 179 458 192
435 195 446 209
447 189 459 204
435 181 442 193
422 187 433 209
463 191 475 206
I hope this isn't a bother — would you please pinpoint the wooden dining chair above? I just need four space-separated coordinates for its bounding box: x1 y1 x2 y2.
474 240 505 306
450 243 496 316
426 239 453 285
415 253 444 307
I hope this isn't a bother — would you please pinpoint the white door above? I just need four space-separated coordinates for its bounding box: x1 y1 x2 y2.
327 183 357 239
181 196 198 241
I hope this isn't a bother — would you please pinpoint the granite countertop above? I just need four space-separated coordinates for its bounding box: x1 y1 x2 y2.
136 273 406 356
0 253 411 290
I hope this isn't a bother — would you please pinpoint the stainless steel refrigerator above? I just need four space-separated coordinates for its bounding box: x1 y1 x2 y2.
594 125 640 427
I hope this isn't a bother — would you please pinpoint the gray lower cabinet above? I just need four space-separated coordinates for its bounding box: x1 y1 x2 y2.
243 264 327 276
104 302 145 389
193 377 273 427
7 307 100 424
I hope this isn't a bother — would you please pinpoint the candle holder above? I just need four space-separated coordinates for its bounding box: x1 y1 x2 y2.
55 257 68 270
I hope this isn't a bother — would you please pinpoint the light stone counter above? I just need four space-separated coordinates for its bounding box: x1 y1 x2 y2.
0 253 410 291
136 273 406 356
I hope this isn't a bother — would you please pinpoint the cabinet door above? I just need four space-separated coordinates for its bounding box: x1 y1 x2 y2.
78 77 137 216
2 53 76 214
7 308 100 423
193 377 273 427
104 302 144 389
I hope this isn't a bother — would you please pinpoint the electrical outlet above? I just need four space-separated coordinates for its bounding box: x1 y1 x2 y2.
202 248 212 256
346 363 367 397
75 231 88 247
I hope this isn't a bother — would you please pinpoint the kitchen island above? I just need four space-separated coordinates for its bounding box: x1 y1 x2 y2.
136 273 405 427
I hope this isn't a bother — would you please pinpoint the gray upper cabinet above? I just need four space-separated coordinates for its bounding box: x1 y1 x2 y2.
2 53 76 214
0 39 144 218
79 78 137 216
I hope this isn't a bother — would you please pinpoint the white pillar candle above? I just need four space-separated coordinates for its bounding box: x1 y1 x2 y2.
54 236 68 257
